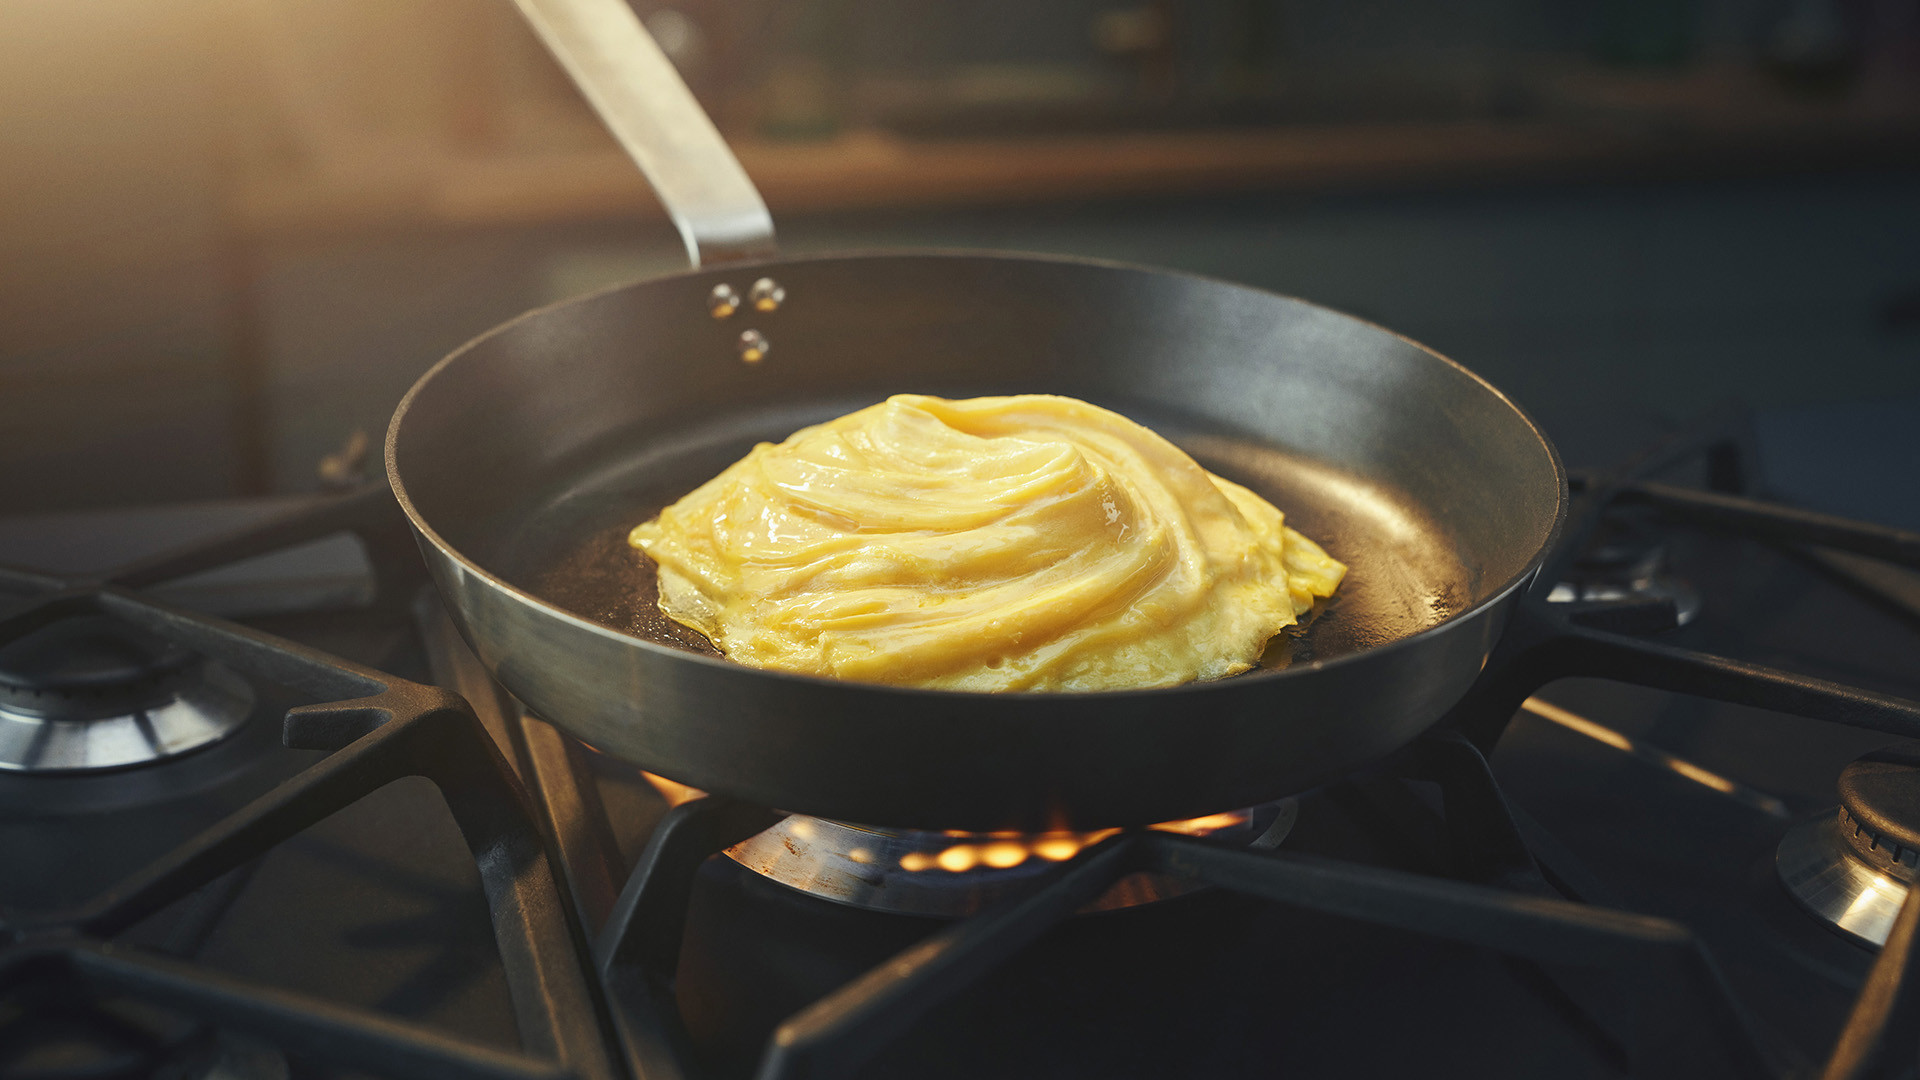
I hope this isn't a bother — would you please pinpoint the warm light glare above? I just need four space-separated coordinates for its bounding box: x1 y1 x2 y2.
641 772 705 807
980 841 1029 868
1521 696 1786 817
1522 697 1633 751
935 845 980 872
900 826 1139 872
1844 872 1906 923
1149 811 1249 836
1666 758 1738 795
1032 835 1084 862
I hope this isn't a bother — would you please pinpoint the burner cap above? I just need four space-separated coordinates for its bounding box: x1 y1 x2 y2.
1547 513 1702 626
0 616 254 773
0 616 194 704
1776 748 1920 948
1837 748 1920 878
1573 515 1668 578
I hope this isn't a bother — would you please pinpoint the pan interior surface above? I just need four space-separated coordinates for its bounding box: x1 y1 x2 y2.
389 252 1563 826
485 396 1470 679
394 252 1561 692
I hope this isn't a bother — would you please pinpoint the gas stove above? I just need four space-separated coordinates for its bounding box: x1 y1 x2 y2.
3 417 1919 1080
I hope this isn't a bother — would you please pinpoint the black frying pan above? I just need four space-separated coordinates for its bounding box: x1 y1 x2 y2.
386 1 1565 831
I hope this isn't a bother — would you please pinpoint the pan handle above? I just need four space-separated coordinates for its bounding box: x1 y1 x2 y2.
511 0 777 267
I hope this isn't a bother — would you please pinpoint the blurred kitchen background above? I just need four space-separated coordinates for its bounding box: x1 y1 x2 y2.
4 0 1919 512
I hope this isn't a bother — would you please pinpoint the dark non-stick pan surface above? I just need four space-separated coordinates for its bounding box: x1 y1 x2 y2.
389 252 1564 830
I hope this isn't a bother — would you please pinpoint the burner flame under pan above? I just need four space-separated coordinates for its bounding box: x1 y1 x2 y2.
721 797 1298 918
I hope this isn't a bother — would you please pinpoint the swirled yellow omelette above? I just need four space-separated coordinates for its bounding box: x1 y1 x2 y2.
629 394 1345 692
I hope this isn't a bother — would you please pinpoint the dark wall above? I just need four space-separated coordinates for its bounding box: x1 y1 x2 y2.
0 1 240 511
253 171 1920 492
2 0 1914 511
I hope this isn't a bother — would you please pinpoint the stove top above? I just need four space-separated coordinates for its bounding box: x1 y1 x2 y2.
3 420 1920 1080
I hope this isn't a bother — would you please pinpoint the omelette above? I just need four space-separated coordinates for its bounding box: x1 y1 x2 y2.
629 394 1345 692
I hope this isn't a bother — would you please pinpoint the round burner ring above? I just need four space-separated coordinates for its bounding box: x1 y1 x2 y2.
0 661 255 773
1775 814 1907 947
1775 747 1920 948
0 615 256 773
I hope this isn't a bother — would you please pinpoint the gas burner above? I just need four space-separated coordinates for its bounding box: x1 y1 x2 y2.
1545 511 1702 626
724 799 1298 917
1776 746 1920 947
0 615 254 773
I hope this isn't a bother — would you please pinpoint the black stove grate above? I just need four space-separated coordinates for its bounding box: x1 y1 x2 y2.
0 488 615 1080
522 427 1920 1080
4 424 1920 1079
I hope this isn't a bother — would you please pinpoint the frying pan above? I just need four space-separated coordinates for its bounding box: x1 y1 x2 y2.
386 0 1566 831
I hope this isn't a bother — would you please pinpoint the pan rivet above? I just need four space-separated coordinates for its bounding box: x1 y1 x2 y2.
708 283 740 318
750 276 785 312
738 329 769 363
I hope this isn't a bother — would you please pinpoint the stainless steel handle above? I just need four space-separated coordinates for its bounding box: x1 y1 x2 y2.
512 0 776 267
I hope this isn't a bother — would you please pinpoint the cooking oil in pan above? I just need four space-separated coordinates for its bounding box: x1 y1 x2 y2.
712 278 780 361
749 276 785 311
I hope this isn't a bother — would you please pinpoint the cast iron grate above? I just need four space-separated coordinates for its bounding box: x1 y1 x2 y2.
512 427 1920 1080
0 486 617 1080
4 422 1920 1079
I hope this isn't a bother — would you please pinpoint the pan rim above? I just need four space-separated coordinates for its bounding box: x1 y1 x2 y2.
387 247 1569 703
